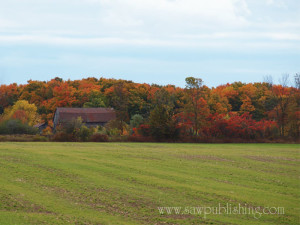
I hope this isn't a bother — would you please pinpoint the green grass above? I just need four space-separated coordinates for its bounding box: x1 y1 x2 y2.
0 143 299 224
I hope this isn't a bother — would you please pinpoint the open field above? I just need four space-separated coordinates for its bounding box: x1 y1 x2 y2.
0 143 299 224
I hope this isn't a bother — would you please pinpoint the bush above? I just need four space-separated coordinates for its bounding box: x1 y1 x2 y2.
206 113 278 140
55 118 94 142
0 119 38 135
128 135 154 142
109 135 129 142
105 119 129 136
79 125 92 141
107 128 121 136
137 124 151 137
52 132 75 142
64 117 83 134
90 133 109 142
0 134 48 142
32 135 49 142
42 126 53 136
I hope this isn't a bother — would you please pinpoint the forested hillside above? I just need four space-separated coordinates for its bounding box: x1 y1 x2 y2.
0 75 299 141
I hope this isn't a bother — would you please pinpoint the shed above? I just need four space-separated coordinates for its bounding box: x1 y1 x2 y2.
33 122 48 133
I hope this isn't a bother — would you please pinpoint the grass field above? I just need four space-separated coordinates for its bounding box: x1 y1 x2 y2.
0 143 299 224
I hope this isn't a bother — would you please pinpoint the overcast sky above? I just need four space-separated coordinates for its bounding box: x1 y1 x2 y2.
0 0 299 87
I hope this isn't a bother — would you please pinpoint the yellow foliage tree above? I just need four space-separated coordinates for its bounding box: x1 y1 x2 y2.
2 100 41 126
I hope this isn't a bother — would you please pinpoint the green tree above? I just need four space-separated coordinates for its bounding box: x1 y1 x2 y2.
83 98 106 108
149 105 178 141
183 77 210 135
130 114 144 128
110 81 130 134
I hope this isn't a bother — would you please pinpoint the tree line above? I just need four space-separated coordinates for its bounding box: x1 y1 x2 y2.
0 74 299 142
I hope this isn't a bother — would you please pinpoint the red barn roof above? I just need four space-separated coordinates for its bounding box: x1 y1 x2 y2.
54 107 116 123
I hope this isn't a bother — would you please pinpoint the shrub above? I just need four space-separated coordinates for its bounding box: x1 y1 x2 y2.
109 135 129 142
90 133 109 142
137 124 151 137
55 117 94 141
106 127 122 137
0 119 38 135
105 119 129 136
32 135 49 142
42 126 53 136
79 125 92 141
128 135 153 142
52 132 75 142
64 117 83 134
0 134 48 142
206 113 278 140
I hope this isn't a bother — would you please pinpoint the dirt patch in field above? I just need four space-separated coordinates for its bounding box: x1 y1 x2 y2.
245 155 300 163
178 154 234 162
245 155 274 162
0 193 53 214
270 156 300 162
31 163 80 180
131 155 163 161
0 155 26 163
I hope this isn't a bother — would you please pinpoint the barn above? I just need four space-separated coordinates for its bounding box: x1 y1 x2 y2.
53 107 116 130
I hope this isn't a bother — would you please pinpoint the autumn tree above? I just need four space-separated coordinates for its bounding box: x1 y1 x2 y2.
269 74 295 137
146 88 179 140
183 77 210 136
0 83 22 112
0 75 299 141
106 81 130 134
1 100 41 126
286 74 300 138
240 96 255 113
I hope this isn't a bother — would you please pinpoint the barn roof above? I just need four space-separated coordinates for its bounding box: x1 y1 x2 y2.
54 107 116 123
33 122 47 128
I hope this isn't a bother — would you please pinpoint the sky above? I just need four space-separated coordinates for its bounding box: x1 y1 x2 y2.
0 0 299 87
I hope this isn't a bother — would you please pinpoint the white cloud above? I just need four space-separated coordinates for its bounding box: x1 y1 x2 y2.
0 18 18 29
0 0 251 35
97 0 251 33
266 0 287 8
0 33 299 53
0 0 299 50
